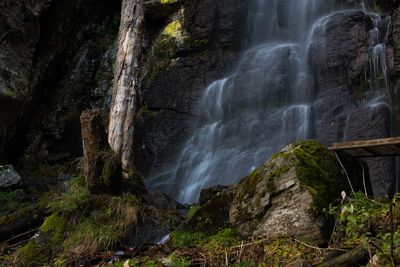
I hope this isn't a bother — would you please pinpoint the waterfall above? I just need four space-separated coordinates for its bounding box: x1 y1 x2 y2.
148 0 392 203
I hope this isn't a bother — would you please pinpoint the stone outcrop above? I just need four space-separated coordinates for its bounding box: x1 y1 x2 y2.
229 141 371 245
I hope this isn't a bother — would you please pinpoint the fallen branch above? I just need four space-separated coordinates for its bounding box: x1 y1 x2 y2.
4 238 31 249
2 227 39 244
293 238 347 252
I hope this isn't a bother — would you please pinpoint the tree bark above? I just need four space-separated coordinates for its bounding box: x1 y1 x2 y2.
108 0 144 177
81 109 122 193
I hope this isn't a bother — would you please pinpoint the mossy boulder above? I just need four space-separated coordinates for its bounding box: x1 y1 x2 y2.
229 140 371 245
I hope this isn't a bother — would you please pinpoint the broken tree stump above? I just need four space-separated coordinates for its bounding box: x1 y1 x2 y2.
80 109 122 194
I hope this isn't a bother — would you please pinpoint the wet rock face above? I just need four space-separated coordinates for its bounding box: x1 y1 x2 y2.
135 0 249 175
309 11 371 94
309 11 395 196
229 141 370 245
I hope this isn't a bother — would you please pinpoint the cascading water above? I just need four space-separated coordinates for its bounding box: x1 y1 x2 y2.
148 0 393 203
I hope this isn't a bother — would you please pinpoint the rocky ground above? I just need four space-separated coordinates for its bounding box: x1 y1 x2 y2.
1 141 399 266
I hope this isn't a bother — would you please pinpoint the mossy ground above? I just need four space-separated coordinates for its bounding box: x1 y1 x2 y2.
1 142 397 266
2 188 398 266
106 193 399 267
2 176 142 266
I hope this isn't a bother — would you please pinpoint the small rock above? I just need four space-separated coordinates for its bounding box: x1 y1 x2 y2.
0 165 22 188
114 250 125 257
156 234 170 245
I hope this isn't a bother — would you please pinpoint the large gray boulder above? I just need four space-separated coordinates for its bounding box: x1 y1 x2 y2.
229 140 371 245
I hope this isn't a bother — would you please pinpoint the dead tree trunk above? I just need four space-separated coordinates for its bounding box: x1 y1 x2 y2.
81 109 122 193
108 0 144 178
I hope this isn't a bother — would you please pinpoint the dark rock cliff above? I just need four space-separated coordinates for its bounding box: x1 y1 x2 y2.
0 0 249 174
0 0 399 196
0 0 120 166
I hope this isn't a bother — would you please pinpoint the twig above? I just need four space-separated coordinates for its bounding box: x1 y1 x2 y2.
4 238 31 249
359 161 368 197
329 219 338 245
231 237 270 249
231 237 346 252
368 240 384 254
3 227 39 244
293 238 347 252
334 152 355 194
370 198 385 206
238 241 244 262
389 199 396 267
367 242 373 266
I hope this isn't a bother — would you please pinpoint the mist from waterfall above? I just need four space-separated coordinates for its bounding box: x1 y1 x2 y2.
147 0 392 203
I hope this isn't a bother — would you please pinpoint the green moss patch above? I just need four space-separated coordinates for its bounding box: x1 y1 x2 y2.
40 214 67 245
12 214 67 266
14 240 51 267
235 167 263 202
171 228 239 249
291 140 355 211
170 230 208 248
160 0 178 4
50 176 91 215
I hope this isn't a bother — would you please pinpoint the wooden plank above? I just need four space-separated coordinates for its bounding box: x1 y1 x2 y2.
330 137 400 150
328 137 400 158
